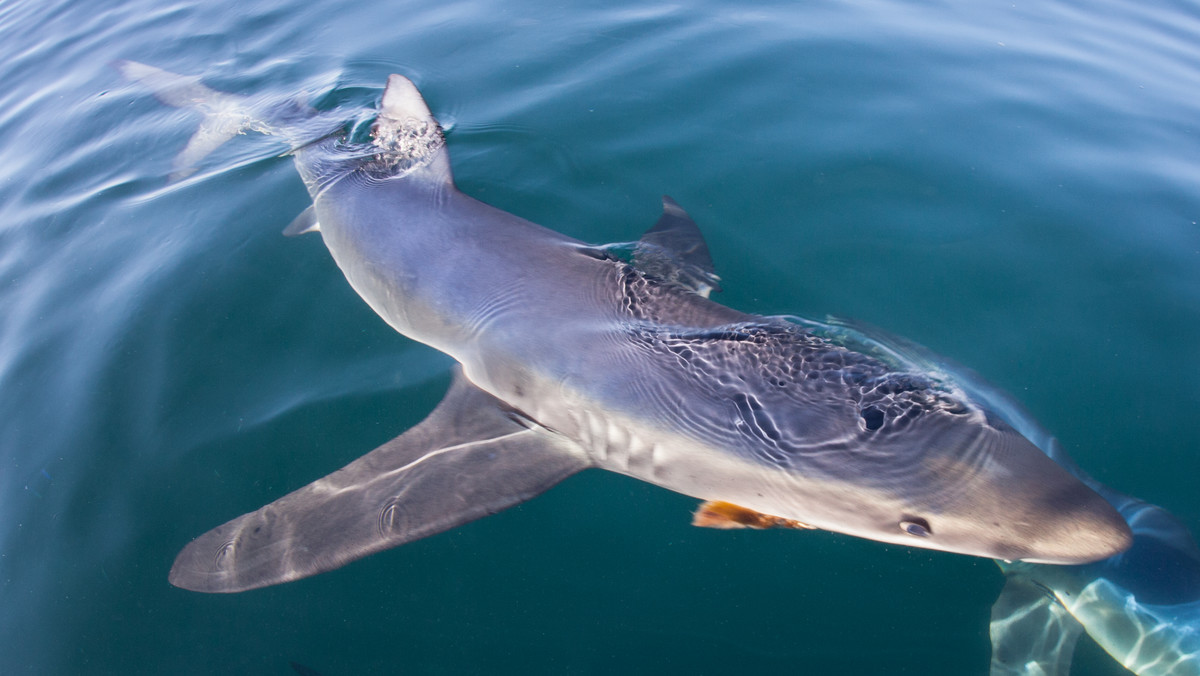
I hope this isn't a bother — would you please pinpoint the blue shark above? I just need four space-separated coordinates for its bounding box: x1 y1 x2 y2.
804 317 1200 675
118 63 1133 595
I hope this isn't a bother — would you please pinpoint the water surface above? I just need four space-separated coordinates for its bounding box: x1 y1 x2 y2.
2 0 1199 673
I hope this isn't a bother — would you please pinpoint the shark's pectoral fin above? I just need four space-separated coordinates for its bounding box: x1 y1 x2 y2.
989 575 1083 676
283 206 320 236
641 196 718 277
169 369 590 593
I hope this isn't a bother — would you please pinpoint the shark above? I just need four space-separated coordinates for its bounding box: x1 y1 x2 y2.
118 62 1133 596
816 318 1200 675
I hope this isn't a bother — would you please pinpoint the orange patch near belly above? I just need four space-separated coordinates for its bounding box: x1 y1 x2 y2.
691 500 817 530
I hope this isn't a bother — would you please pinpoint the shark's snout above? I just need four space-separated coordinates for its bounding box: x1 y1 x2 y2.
988 468 1133 564
808 409 1137 565
904 424 1133 565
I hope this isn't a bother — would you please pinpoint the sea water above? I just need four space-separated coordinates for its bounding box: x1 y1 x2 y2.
2 0 1199 673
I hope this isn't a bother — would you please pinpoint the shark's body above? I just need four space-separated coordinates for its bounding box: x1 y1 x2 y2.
119 63 1132 596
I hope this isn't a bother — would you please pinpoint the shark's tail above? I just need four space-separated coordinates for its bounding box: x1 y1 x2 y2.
116 61 280 180
119 61 340 182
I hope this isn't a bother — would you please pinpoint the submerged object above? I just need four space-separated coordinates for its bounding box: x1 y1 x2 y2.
991 492 1200 676
964 363 1200 675
119 63 1131 594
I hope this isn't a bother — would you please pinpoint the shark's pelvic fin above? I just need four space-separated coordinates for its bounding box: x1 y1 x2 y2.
168 369 591 593
989 575 1084 676
283 206 320 236
692 500 816 530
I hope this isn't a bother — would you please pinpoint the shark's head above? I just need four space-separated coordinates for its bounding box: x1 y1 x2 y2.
874 413 1132 563
754 395 1134 564
669 322 1133 565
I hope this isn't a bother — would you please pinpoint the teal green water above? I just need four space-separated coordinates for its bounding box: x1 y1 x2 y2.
2 0 1200 673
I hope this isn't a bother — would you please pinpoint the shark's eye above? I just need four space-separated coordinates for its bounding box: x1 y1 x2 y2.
899 517 932 537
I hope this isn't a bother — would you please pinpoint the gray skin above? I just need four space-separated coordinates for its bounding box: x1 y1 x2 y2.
120 64 1131 593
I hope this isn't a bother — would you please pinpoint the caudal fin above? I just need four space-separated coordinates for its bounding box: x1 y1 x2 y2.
116 60 267 180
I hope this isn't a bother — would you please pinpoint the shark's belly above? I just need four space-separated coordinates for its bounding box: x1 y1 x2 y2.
453 326 834 523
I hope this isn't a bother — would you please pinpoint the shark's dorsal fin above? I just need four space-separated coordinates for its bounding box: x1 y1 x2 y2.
692 500 816 530
641 196 717 276
369 75 453 186
585 197 723 297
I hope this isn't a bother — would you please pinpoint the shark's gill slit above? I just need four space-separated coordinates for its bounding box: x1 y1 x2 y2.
214 540 236 569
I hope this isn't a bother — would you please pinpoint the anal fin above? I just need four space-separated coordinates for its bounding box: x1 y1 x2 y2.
169 368 590 593
692 500 817 530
